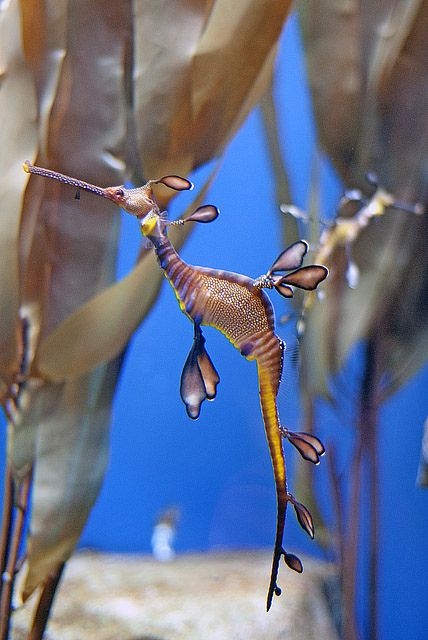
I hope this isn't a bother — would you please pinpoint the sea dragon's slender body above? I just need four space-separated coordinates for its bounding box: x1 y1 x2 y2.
23 161 328 609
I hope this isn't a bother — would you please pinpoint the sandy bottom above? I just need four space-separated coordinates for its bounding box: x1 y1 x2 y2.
12 550 338 640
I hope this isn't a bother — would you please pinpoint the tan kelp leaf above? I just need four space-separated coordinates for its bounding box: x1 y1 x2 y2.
0 0 38 376
298 0 362 181
19 0 131 342
10 0 133 599
133 0 292 186
18 0 68 276
18 359 122 602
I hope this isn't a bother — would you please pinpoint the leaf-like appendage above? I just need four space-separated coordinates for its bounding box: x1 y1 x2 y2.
274 283 294 298
197 345 220 399
291 431 325 456
284 552 303 573
287 433 320 464
292 499 315 539
280 265 328 290
184 205 219 223
180 344 207 419
157 175 194 191
268 240 309 274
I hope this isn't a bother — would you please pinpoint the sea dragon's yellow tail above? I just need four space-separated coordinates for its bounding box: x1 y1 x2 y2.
257 362 288 610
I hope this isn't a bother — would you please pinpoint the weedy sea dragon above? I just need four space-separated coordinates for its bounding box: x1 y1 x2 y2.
23 161 328 610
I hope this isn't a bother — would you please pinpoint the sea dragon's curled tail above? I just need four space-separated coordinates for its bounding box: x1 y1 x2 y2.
23 161 328 610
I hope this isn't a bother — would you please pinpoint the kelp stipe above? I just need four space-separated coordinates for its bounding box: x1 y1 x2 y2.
24 162 328 610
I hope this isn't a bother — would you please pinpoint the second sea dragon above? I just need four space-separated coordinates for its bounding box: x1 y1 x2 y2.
23 161 328 610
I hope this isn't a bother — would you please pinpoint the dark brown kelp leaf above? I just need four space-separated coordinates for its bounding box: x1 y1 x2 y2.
19 1 131 340
260 89 299 248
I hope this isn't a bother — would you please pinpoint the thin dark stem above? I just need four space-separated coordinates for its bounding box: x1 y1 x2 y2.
359 338 381 640
368 422 379 640
0 466 14 598
28 563 65 640
0 470 32 640
342 440 362 640
327 444 345 570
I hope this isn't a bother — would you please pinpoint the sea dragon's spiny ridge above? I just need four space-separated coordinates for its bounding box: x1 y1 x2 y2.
23 161 328 610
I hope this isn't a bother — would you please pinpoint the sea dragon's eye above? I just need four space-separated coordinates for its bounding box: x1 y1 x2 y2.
115 188 124 197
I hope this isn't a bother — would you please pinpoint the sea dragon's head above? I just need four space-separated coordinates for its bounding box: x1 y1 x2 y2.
23 161 219 240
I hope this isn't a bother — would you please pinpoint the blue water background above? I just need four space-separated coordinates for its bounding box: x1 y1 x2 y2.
0 13 427 640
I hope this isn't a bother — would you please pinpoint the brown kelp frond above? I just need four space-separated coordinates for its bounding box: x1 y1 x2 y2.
132 1 293 188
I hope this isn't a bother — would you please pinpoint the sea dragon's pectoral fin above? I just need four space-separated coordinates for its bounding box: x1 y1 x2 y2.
180 324 220 419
